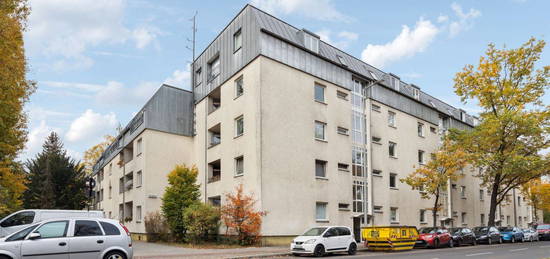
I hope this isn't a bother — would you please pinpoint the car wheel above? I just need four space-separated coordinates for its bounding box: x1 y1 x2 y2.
448 239 454 248
433 239 440 249
520 236 524 243
511 237 515 243
0 256 11 259
104 251 127 259
348 243 357 255
488 238 492 245
472 239 477 246
498 237 503 244
313 245 325 257
455 240 460 247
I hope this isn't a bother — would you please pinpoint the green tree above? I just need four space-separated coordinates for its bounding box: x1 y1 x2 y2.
0 0 36 217
161 164 200 241
452 37 550 226
401 138 469 227
23 132 87 209
183 203 220 243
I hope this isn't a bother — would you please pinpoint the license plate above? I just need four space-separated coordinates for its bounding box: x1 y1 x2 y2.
416 241 423 243
295 245 302 248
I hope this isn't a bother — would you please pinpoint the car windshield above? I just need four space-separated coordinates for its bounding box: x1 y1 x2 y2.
473 227 488 234
419 228 437 234
5 224 39 242
302 227 327 236
498 227 513 232
449 228 462 234
537 225 550 230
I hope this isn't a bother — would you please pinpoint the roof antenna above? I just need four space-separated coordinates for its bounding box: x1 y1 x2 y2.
186 11 198 89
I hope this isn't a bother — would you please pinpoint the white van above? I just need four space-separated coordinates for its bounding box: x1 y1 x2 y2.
0 210 104 237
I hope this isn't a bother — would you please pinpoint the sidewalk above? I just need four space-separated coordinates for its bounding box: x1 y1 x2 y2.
132 241 291 259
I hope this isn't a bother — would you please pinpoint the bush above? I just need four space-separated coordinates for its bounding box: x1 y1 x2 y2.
161 164 200 241
183 203 220 243
144 211 171 242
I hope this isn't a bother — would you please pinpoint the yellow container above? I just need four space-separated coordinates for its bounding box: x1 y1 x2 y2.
361 226 419 251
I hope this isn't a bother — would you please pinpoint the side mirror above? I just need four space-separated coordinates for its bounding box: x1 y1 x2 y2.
324 232 334 238
28 232 41 240
436 231 442 235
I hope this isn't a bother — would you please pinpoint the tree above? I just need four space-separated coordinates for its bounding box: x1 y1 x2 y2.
183 203 220 243
520 179 550 222
452 37 550 226
82 135 115 175
161 164 200 241
144 211 171 242
0 0 35 218
23 132 88 209
401 138 469 227
221 184 267 245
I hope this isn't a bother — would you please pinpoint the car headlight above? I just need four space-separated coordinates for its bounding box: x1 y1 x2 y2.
304 239 317 244
480 235 487 239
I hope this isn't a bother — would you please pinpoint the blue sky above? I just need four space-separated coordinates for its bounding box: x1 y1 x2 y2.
22 0 549 161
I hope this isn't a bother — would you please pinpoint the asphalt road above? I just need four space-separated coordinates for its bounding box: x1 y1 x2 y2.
282 241 550 259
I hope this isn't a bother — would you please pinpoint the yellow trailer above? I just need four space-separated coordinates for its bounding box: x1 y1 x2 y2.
361 226 419 251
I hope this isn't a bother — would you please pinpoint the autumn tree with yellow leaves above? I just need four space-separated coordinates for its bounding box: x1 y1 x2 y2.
0 0 36 217
401 138 469 227
82 135 115 175
521 179 550 222
451 38 550 226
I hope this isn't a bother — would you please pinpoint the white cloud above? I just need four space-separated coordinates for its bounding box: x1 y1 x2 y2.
361 18 439 68
65 109 118 143
251 0 350 22
437 15 449 23
164 66 191 89
132 26 162 49
26 0 159 70
315 29 358 49
27 106 72 122
23 120 62 160
94 81 159 106
448 3 481 37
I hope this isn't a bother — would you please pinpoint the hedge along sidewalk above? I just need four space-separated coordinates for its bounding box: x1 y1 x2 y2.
132 241 290 259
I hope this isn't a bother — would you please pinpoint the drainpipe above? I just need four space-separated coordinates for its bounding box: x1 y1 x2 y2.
513 189 517 226
447 179 452 227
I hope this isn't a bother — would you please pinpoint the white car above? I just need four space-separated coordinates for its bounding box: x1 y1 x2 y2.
0 218 132 259
522 228 539 242
291 226 357 257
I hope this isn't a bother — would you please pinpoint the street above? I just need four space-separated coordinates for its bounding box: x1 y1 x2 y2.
280 241 550 259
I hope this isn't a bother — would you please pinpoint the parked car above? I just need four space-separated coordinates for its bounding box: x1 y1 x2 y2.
0 218 132 259
473 226 502 245
522 228 539 242
291 226 357 257
536 224 550 241
498 227 524 243
0 210 104 238
449 227 477 246
415 227 453 248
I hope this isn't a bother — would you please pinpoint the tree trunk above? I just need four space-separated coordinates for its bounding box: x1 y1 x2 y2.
433 189 440 228
488 174 501 226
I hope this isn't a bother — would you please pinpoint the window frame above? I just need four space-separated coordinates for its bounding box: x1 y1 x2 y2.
235 76 244 98
418 150 425 164
390 207 399 223
388 141 397 158
235 156 244 176
389 173 398 189
314 121 326 141
315 159 327 178
388 111 396 127
314 83 326 103
235 115 244 137
417 122 425 137
337 126 349 136
31 220 69 240
315 202 328 221
207 55 220 82
233 28 242 52
73 220 104 237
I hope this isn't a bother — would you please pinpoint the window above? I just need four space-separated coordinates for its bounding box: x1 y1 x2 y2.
207 55 220 81
315 121 326 140
119 177 124 193
235 76 244 97
417 122 424 137
136 206 142 222
235 156 244 176
337 90 348 100
337 163 349 171
506 215 510 225
0 211 35 228
373 206 383 213
304 32 319 53
481 214 485 226
108 186 112 199
480 189 484 201
209 196 221 207
6 224 38 241
389 142 397 157
314 83 325 102
389 173 397 188
315 160 327 178
74 220 103 236
372 169 382 176
353 180 365 213
461 212 467 224
390 207 398 222
195 68 202 87
136 138 142 156
100 222 120 236
316 202 327 221
371 104 381 112
233 29 242 52
460 186 466 198
430 126 437 133
352 147 366 177
412 88 420 99
208 160 221 183
420 210 426 223
209 124 221 146
337 126 349 135
34 221 68 239
388 111 396 127
336 55 347 66
518 196 521 206
372 136 381 144
136 171 142 187
235 116 244 137
338 203 350 211
418 150 425 164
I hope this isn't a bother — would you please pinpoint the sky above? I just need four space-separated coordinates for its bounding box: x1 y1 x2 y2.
21 0 550 161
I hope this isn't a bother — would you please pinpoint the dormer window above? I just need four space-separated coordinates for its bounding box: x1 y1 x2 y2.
460 111 466 122
411 85 420 100
390 74 400 91
303 30 319 53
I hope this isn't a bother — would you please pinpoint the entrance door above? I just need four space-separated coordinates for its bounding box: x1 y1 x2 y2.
353 217 361 242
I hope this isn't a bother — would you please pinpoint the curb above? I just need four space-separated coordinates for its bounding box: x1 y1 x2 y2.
225 247 370 259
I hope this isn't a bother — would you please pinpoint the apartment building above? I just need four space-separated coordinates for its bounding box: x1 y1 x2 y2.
93 4 536 244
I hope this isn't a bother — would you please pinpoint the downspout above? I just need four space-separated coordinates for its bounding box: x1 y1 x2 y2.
513 188 517 226
366 89 374 226
447 179 452 227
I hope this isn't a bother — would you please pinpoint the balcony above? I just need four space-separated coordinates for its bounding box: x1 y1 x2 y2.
208 159 221 183
208 88 221 114
208 124 221 148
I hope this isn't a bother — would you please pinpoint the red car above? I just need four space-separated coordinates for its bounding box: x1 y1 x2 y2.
415 227 454 248
536 224 550 241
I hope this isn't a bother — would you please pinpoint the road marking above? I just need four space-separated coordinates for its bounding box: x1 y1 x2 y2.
466 252 493 257
539 245 550 248
509 248 528 252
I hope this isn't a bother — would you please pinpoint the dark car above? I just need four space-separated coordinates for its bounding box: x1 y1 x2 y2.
449 227 477 246
536 224 550 241
473 226 502 245
498 227 524 243
415 227 454 248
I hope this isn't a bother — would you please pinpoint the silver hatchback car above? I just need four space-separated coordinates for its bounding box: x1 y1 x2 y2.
0 218 133 259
